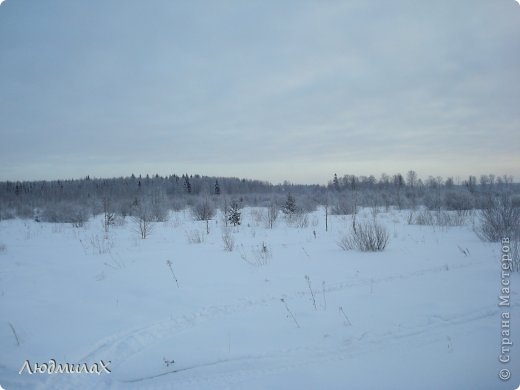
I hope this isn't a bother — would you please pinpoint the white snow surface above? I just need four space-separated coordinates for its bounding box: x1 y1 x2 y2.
0 207 518 389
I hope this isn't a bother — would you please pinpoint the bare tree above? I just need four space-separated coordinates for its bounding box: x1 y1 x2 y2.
406 170 418 188
324 195 329 232
102 196 115 234
192 197 216 234
132 202 154 239
265 200 278 229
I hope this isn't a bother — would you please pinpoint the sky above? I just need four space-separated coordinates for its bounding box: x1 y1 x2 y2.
0 0 519 184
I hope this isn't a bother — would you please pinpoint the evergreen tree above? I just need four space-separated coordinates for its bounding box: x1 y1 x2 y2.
183 175 192 194
214 180 221 195
282 193 297 215
228 200 241 226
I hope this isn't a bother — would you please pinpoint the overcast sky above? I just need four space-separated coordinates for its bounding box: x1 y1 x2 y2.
0 0 519 184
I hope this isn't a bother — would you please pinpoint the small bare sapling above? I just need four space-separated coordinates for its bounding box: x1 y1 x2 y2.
8 322 20 346
339 306 352 326
166 260 179 288
281 298 300 328
305 275 317 311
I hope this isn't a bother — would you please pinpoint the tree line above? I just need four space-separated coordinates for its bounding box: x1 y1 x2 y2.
0 171 518 225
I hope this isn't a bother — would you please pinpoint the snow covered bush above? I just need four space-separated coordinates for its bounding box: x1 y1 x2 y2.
443 191 474 213
330 196 354 215
411 209 434 225
338 220 389 252
410 209 467 227
475 194 520 242
294 212 309 228
435 211 467 227
185 229 205 244
264 202 278 229
252 242 271 265
239 242 271 266
40 202 89 226
89 234 114 255
250 208 264 227
221 228 235 251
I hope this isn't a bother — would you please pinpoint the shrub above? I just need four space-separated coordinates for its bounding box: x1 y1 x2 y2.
338 220 389 252
435 211 467 227
185 229 205 244
410 209 467 227
423 193 442 211
87 234 114 255
239 242 271 266
411 209 434 225
40 202 89 226
294 212 309 228
252 242 271 265
476 194 520 242
444 191 474 212
511 239 520 272
330 197 354 215
222 229 235 251
264 202 278 229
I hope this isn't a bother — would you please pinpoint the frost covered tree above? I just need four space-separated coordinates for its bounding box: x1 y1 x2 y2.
282 193 298 216
102 196 115 233
192 197 215 234
132 202 154 239
228 200 241 226
266 200 278 229
406 170 418 188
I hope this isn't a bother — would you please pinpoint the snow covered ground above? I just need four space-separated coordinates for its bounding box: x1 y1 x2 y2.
0 207 518 389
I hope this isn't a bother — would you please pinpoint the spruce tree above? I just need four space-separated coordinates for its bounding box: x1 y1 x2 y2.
282 193 297 215
228 200 241 226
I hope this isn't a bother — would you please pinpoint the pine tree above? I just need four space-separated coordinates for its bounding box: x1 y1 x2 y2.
228 200 241 226
214 180 221 195
282 193 297 215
